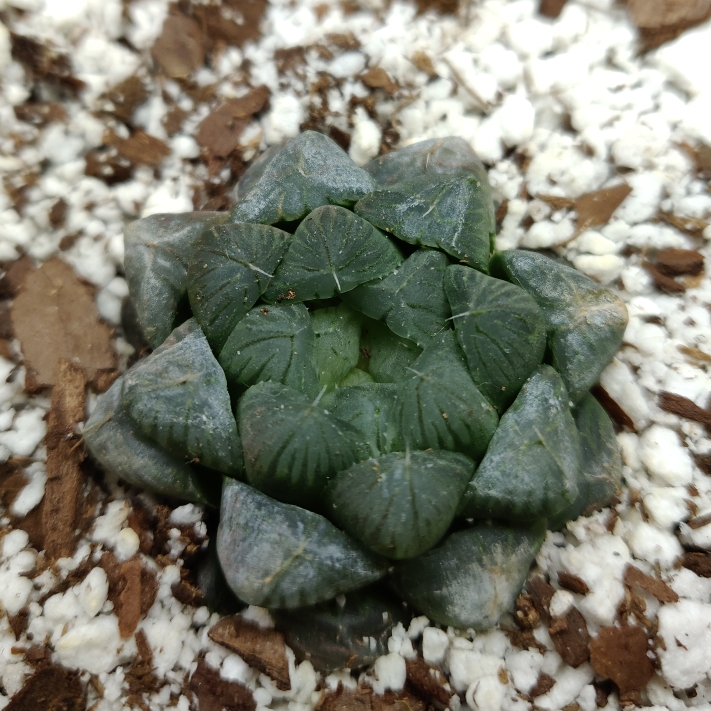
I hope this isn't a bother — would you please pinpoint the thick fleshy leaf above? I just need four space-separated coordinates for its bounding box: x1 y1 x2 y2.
445 265 546 411
187 222 291 351
231 132 376 224
124 212 230 348
491 250 628 401
393 522 546 629
217 479 387 608
459 365 581 522
83 376 220 505
338 368 375 387
549 393 623 530
354 174 494 271
122 320 242 475
219 303 319 397
325 384 401 457
273 587 409 673
237 381 368 507
343 249 451 348
327 450 474 559
392 331 499 461
311 304 362 389
365 136 490 187
359 319 421 383
261 206 402 303
233 140 287 201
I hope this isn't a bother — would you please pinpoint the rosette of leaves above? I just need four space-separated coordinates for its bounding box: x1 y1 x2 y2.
84 132 627 643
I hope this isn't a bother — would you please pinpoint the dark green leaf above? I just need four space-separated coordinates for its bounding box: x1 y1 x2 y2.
343 249 451 348
124 212 230 348
233 140 288 201
549 393 623 530
327 450 474 559
187 222 291 351
392 331 498 461
83 375 220 505
231 131 375 224
338 368 375 387
459 365 581 522
219 303 320 398
273 587 410 673
325 383 401 457
359 319 421 383
393 522 546 629
218 479 387 608
311 303 362 389
237 381 368 507
365 136 490 187
445 265 546 411
262 206 402 303
354 174 494 270
491 250 628 401
122 320 242 475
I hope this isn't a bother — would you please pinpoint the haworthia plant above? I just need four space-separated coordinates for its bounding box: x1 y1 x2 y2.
91 134 628 641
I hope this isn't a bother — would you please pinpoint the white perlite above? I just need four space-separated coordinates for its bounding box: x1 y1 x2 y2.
1 0 711 707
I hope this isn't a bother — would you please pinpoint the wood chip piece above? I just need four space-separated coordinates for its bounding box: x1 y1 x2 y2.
624 565 679 603
13 102 67 127
539 0 568 17
589 625 654 694
682 551 711 578
42 360 86 561
5 664 84 711
192 0 266 50
525 577 555 623
658 391 711 430
10 258 116 391
10 33 84 93
189 657 256 711
537 194 575 211
643 260 686 293
558 572 590 595
103 76 147 123
574 183 632 232
151 12 205 79
529 672 556 698
655 248 704 276
208 616 291 691
405 658 451 706
627 0 711 50
118 560 143 638
411 51 437 77
548 607 590 668
118 131 170 168
172 579 205 607
196 87 270 158
360 68 398 94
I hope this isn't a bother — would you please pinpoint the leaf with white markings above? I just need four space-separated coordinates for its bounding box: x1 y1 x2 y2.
445 265 546 411
262 206 402 303
218 479 387 608
326 450 474 559
219 303 320 397
187 222 290 351
359 319 421 384
312 304 362 389
343 250 451 348
238 381 368 507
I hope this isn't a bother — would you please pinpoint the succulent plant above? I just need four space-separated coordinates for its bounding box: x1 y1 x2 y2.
84 133 627 640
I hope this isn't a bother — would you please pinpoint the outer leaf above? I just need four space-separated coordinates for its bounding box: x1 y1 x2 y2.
218 479 387 608
231 131 376 224
262 206 402 303
393 522 546 629
343 250 451 348
549 393 623 530
392 331 499 462
83 376 220 505
326 383 401 457
187 222 291 351
445 265 546 411
312 304 362 389
237 381 368 507
359 319 421 383
365 136 490 187
491 250 628 401
327 450 475 559
219 303 320 398
233 140 287 201
354 174 494 271
122 320 242 475
273 587 408 673
459 365 581 522
124 211 230 348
